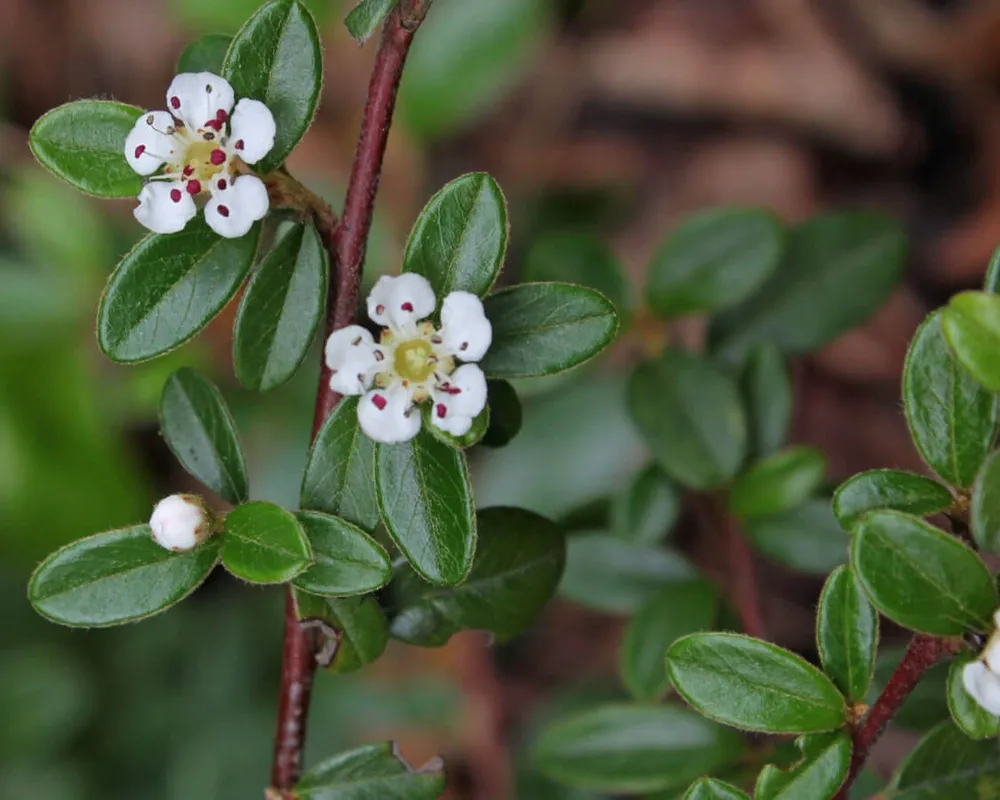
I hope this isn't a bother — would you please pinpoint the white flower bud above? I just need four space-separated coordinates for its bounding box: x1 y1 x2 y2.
149 494 212 552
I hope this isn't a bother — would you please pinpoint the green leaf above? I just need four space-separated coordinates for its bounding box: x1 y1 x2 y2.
683 778 750 800
728 447 826 521
743 499 847 575
292 511 391 597
301 396 380 532
533 704 745 794
479 283 619 378
98 217 260 362
293 588 388 673
28 526 218 627
619 580 718 701
559 533 696 614
851 510 996 635
947 655 1000 740
29 101 144 198
816 566 878 702
891 720 1000 797
985 246 1000 293
481 379 522 447
375 430 476 585
741 344 791 457
902 310 997 489
233 223 326 391
833 470 953 531
610 465 681 546
647 207 784 318
388 507 564 646
221 501 312 584
297 741 443 799
754 732 851 800
709 211 906 361
421 402 489 449
403 173 508 298
177 33 232 73
159 367 248 505
344 0 398 43
942 291 1000 392
666 633 847 734
628 350 747 490
222 0 322 172
973 450 1000 553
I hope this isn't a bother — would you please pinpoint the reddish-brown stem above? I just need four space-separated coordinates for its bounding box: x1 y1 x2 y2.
724 515 766 639
269 3 430 792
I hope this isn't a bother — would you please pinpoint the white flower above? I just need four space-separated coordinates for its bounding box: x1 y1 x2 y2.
325 273 492 444
124 72 276 238
149 494 212 552
963 609 1000 716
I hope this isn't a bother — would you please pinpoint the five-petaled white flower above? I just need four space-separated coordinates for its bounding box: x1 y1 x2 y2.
149 494 213 552
124 71 276 238
963 609 1000 716
325 274 492 444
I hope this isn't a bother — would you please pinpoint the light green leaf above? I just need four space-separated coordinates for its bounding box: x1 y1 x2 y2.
610 465 681 546
754 732 851 800
985 246 1000 293
942 291 1000 392
740 344 791 457
683 778 749 800
743 499 847 575
293 588 388 674
833 470 953 531
816 566 878 702
221 501 312 584
177 33 232 73
973 450 1000 553
481 379 522 448
292 511 391 597
728 447 826 521
947 655 1000 740
344 0 398 43
890 720 1000 797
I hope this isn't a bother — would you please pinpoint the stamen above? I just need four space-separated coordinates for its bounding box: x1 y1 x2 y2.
217 205 230 218
202 132 216 141
401 302 414 312
210 149 226 165
235 139 245 150
134 145 145 159
372 394 387 410
216 179 228 191
430 335 443 344
436 404 447 419
170 188 182 203
352 336 362 346
374 350 385 362
183 165 194 177
186 180 201 195
169 97 180 109
375 304 385 315
460 342 469 351
216 109 228 123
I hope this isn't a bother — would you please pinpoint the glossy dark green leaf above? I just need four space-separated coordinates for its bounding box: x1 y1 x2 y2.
942 291 1000 392
903 311 997 489
947 654 1000 740
559 533 696 614
28 526 218 627
666 633 847 734
833 470 953 531
683 778 749 800
728 447 826 520
375 430 476 585
389 507 564 646
481 379 522 447
177 33 232 73
292 511 391 597
533 704 745 794
479 283 618 378
628 350 747 490
421 402 489 449
233 223 326 391
610 465 681 546
984 246 1000 293
98 217 260 362
816 566 878 702
851 510 996 634
743 499 847 575
222 0 322 171
973 450 1000 553
403 173 507 298
741 344 791 457
301 397 380 532
293 588 388 673
344 0 398 43
891 720 1000 796
29 101 143 198
297 741 443 799
159 367 248 505
619 579 718 701
754 732 850 800
709 211 906 361
221 501 312 584
647 207 783 318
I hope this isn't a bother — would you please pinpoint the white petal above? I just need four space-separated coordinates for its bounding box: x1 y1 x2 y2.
124 111 179 176
431 406 474 437
229 98 276 165
204 174 268 238
357 384 421 444
367 274 436 332
963 661 1000 716
166 72 234 129
325 325 382 395
133 181 197 234
150 494 210 552
438 291 492 361
430 364 487 435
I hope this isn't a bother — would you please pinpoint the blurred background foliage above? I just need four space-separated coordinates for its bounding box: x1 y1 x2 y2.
4 0 1000 797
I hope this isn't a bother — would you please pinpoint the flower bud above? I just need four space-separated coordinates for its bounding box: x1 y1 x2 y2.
149 494 212 552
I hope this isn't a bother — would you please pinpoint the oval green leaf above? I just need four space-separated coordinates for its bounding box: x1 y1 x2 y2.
892 720 1000 796
754 732 851 800
234 222 326 391
375 430 476 585
628 349 747 490
728 446 826 521
403 172 508 298
833 469 953 531
666 633 847 734
292 511 391 597
29 101 143 198
851 510 996 634
942 291 1000 392
741 344 791 457
177 33 232 73
533 704 745 794
947 654 1000 740
29 525 218 627
297 741 444 799
816 565 878 702
481 379 522 447
344 0 398 44
684 778 750 800
972 450 1000 553
479 283 619 378
293 588 388 673
743 499 847 575
610 464 681 546
903 310 997 489
221 501 312 584
159 367 248 505
222 0 322 172
98 217 260 362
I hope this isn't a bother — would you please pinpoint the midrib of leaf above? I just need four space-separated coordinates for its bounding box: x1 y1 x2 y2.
37 551 187 602
226 525 306 561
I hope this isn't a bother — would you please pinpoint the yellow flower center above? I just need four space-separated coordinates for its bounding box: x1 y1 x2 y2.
394 339 435 383
183 140 227 183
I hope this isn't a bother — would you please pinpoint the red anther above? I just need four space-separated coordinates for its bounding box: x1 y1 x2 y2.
235 139 245 150
216 109 228 122
436 404 447 418
183 165 194 177
375 304 385 315
170 96 180 109
217 205 230 218
170 188 182 202
401 302 414 312
210 149 226 165
204 119 223 131
372 394 387 410
134 144 146 159
217 179 227 191
186 180 201 195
